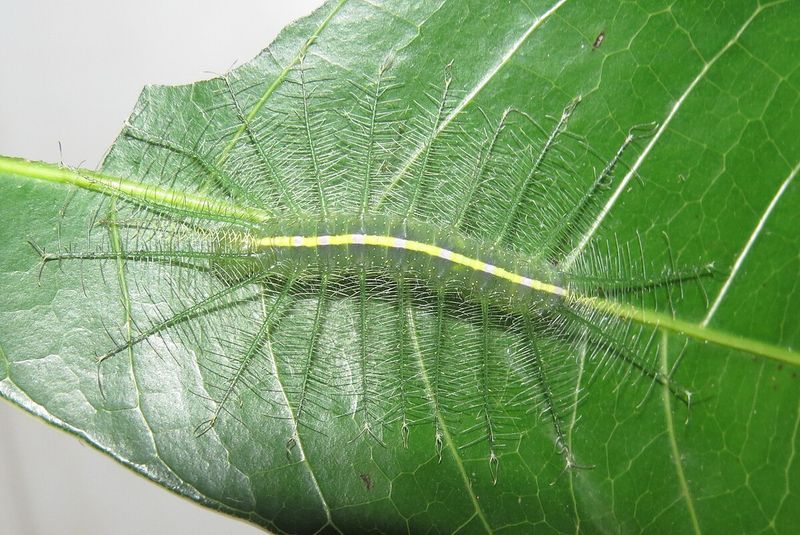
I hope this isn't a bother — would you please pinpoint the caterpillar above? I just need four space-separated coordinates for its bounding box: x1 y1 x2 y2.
13 59 718 487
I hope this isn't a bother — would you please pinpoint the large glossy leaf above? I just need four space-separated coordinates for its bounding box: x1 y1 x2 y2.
1 1 799 533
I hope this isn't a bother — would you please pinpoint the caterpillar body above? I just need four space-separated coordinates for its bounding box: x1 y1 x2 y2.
226 215 565 307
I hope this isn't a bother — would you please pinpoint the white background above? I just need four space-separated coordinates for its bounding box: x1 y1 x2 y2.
0 2 324 533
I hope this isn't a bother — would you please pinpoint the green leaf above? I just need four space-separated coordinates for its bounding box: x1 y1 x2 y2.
1 1 799 533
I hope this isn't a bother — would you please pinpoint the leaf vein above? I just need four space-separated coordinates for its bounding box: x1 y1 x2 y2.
566 1 785 266
702 157 800 325
375 0 570 205
261 296 340 533
215 0 348 166
659 332 701 535
407 308 493 534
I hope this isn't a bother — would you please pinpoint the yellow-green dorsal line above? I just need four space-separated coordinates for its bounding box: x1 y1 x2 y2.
2 155 798 368
252 233 569 297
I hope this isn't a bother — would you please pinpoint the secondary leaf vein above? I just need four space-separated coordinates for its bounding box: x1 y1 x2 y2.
703 157 800 325
407 309 493 534
566 1 786 266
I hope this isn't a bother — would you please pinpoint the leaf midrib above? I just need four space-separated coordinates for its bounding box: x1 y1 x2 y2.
1 155 796 369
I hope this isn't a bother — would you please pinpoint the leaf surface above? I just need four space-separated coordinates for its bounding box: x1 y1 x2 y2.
1 1 799 533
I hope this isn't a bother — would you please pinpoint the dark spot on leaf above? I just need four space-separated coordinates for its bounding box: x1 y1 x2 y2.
359 473 373 491
593 31 605 49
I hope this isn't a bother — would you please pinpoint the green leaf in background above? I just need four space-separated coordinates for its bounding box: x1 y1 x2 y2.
1 1 799 533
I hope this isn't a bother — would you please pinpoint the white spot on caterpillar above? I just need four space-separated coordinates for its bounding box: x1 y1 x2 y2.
392 237 407 249
318 235 331 246
292 236 304 247
438 248 453 261
351 233 366 245
483 263 497 274
520 277 534 288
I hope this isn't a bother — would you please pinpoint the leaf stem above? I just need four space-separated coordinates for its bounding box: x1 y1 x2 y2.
0 155 269 223
578 296 800 368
